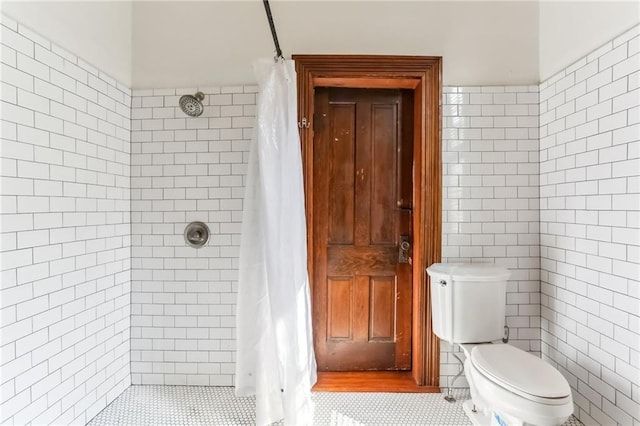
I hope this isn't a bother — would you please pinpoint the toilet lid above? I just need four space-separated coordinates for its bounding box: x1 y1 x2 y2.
471 344 571 399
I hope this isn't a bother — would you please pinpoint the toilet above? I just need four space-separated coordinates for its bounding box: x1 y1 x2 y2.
427 263 573 426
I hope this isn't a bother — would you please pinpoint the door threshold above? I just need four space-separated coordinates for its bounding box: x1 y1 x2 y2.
313 371 440 393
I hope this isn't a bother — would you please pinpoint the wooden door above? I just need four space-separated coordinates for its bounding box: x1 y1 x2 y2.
294 54 443 390
313 87 414 372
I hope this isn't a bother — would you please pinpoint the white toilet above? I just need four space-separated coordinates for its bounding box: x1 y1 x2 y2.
427 263 573 426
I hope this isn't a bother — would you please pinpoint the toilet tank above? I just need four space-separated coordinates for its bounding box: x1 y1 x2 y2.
427 263 511 345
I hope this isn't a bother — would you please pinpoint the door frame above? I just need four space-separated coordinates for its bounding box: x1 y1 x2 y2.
293 55 442 391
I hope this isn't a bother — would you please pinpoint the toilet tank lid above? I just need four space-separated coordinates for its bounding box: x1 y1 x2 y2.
427 263 511 282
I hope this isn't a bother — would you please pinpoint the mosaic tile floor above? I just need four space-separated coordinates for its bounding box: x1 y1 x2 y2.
88 385 582 426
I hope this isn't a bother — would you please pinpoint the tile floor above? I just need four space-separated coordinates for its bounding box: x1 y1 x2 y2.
87 386 468 425
88 386 583 426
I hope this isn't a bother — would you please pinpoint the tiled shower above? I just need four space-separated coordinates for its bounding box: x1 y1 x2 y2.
0 9 638 426
130 86 256 387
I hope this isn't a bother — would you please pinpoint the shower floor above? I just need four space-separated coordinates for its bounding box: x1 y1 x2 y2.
88 385 583 426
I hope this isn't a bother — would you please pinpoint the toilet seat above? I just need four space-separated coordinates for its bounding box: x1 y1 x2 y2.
470 344 571 405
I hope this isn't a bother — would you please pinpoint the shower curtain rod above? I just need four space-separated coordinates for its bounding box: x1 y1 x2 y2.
262 0 284 60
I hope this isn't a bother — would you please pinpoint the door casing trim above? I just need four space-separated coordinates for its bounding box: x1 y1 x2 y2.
294 55 442 390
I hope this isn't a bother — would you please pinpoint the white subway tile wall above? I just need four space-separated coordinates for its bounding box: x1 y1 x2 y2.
440 85 542 388
0 15 131 425
130 83 543 389
129 86 255 386
539 25 639 425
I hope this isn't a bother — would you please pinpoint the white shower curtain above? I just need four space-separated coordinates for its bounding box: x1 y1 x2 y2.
235 58 317 426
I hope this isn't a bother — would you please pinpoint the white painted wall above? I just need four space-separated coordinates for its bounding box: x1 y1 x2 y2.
539 1 640 81
132 1 539 88
0 1 133 87
4 1 639 89
0 0 541 89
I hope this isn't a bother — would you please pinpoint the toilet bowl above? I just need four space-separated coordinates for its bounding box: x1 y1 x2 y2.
460 343 573 426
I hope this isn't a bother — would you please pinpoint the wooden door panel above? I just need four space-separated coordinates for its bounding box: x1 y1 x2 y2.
323 342 396 371
327 246 396 275
314 87 413 372
354 100 371 248
352 275 370 342
371 104 398 245
327 278 353 340
369 276 396 341
328 103 356 245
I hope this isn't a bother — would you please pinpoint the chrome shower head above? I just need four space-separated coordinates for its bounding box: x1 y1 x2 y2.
179 92 205 117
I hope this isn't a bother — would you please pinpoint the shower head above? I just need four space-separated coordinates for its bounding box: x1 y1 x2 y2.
179 92 205 117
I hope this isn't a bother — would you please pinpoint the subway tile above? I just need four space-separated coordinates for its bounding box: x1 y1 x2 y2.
516 92 539 104
50 69 76 93
599 44 628 71
16 195 49 212
587 100 612 122
493 93 516 104
33 47 62 73
62 90 87 112
17 53 48 82
575 90 599 112
2 100 34 127
1 25 34 57
1 63 34 91
142 96 163 108
556 74 576 93
17 89 49 115
587 68 613 93
574 60 599 85
50 101 76 123
1 45 17 69
61 60 87 85
613 54 640 80
628 105 640 126
469 93 493 104
34 78 63 103
629 35 640 57
458 104 481 116
599 110 627 133
612 88 640 113
599 77 629 103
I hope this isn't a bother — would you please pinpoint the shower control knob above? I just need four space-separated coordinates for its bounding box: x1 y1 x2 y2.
184 221 210 248
189 231 203 242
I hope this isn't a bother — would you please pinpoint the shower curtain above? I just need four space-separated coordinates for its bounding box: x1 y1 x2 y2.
235 58 317 426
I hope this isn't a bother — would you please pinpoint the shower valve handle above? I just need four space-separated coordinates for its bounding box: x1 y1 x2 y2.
189 231 204 242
